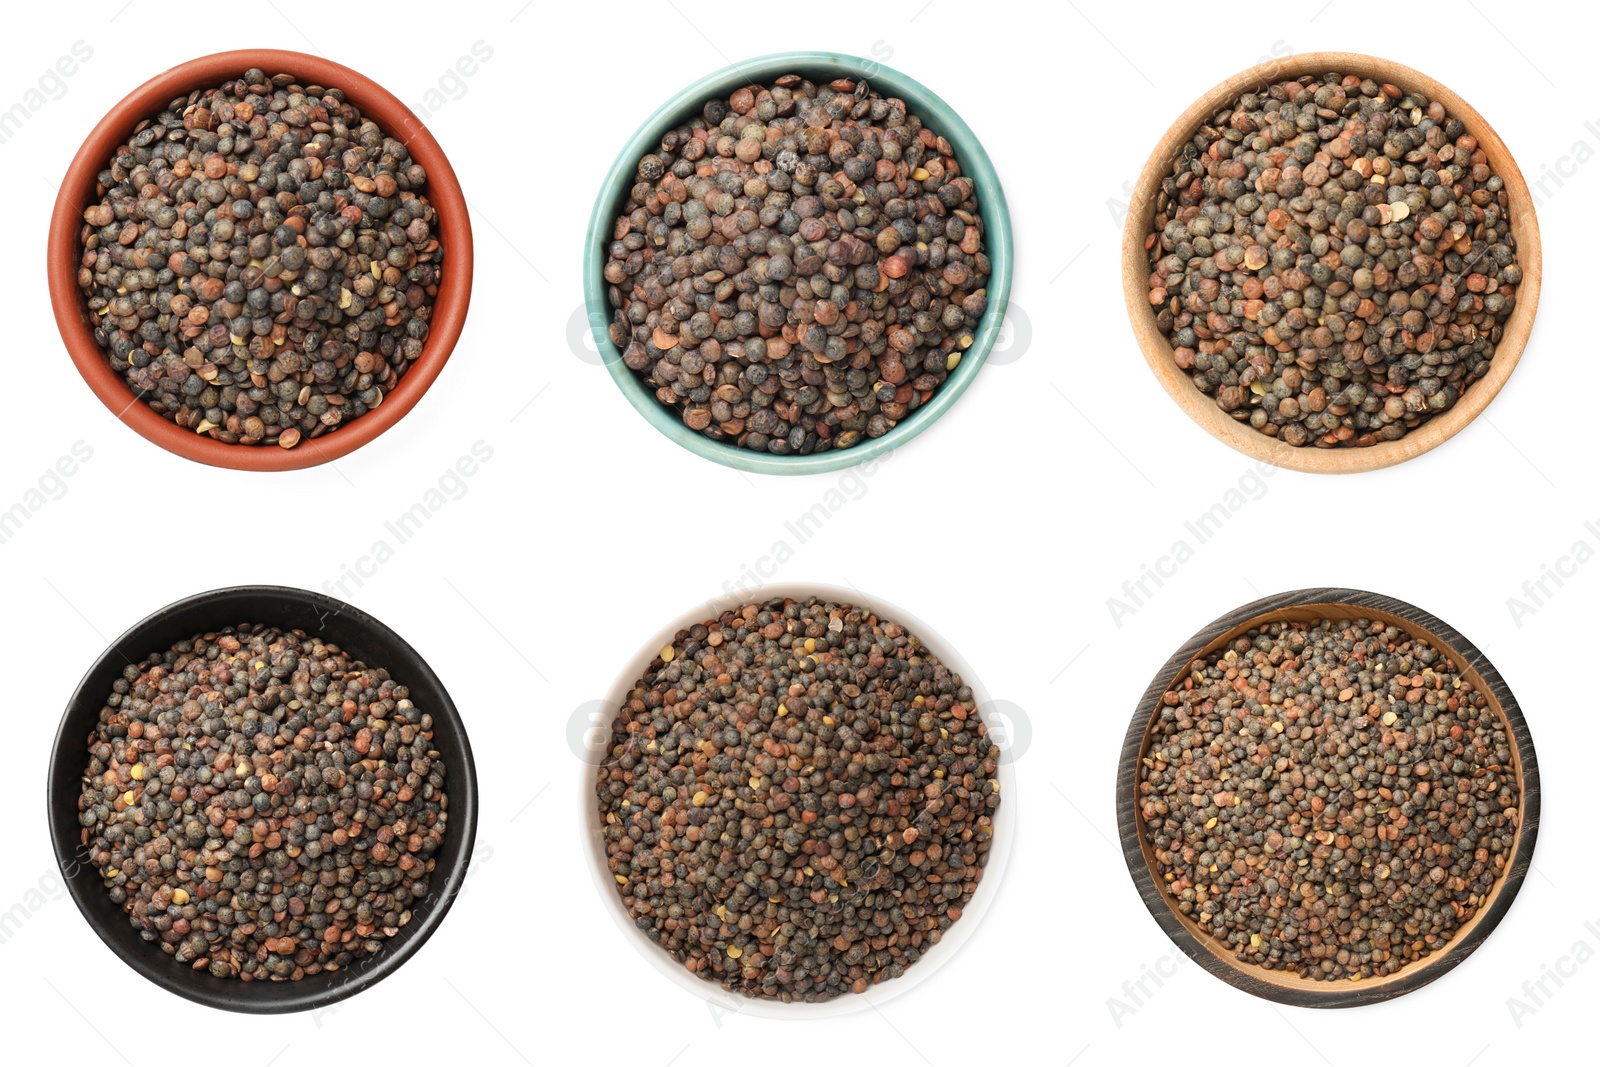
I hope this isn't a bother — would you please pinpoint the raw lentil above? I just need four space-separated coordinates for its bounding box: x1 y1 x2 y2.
1148 74 1520 448
77 625 449 979
605 75 990 455
596 596 1000 1001
76 69 441 447
1137 617 1520 981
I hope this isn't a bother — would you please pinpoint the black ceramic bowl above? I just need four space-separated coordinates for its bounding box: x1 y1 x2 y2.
48 585 478 1013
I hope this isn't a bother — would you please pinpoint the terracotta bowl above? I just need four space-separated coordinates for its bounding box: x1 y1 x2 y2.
1121 53 1541 474
48 585 479 1012
578 583 1016 1018
1117 588 1539 1007
48 50 473 471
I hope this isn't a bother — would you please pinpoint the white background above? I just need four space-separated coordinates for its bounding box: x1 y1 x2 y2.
2 1 1594 1063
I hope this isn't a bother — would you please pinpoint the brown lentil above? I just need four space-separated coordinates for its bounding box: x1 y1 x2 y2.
76 69 441 447
605 75 990 455
1138 617 1520 981
596 596 1000 1001
1148 74 1520 448
77 625 449 980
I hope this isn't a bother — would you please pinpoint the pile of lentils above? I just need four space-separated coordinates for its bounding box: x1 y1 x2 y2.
604 75 991 455
76 69 441 448
596 597 1001 1001
77 625 450 980
1137 617 1521 982
1147 74 1520 448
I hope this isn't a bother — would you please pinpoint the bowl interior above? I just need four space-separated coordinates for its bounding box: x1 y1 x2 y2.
578 582 1016 1019
1122 51 1542 474
1121 589 1537 1006
48 586 478 1013
584 51 1014 475
49 49 473 472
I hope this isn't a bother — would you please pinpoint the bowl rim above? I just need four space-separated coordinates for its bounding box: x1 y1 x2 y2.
583 50 1014 476
1120 51 1542 474
48 48 475 472
47 584 479 1013
1116 586 1540 1007
577 581 1017 1019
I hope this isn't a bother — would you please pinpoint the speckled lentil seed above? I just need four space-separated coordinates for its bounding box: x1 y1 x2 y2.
76 69 441 447
78 625 449 979
1148 74 1519 448
1138 617 1520 981
605 75 990 455
596 596 1000 1001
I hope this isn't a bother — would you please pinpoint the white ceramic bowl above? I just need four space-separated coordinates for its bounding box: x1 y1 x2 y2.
578 582 1017 1020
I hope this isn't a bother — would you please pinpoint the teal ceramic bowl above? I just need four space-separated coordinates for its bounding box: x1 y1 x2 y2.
584 51 1013 475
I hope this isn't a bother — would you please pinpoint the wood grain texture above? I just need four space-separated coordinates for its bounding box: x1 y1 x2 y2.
1116 588 1540 1007
1121 53 1542 474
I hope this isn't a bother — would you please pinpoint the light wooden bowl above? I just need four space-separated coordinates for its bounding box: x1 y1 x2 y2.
1117 588 1539 1007
1122 53 1542 474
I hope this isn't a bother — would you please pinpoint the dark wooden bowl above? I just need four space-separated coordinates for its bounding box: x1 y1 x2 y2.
1116 588 1539 1006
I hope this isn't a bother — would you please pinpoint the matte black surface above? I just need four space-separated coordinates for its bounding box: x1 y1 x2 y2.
1116 588 1539 1007
48 586 479 1013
